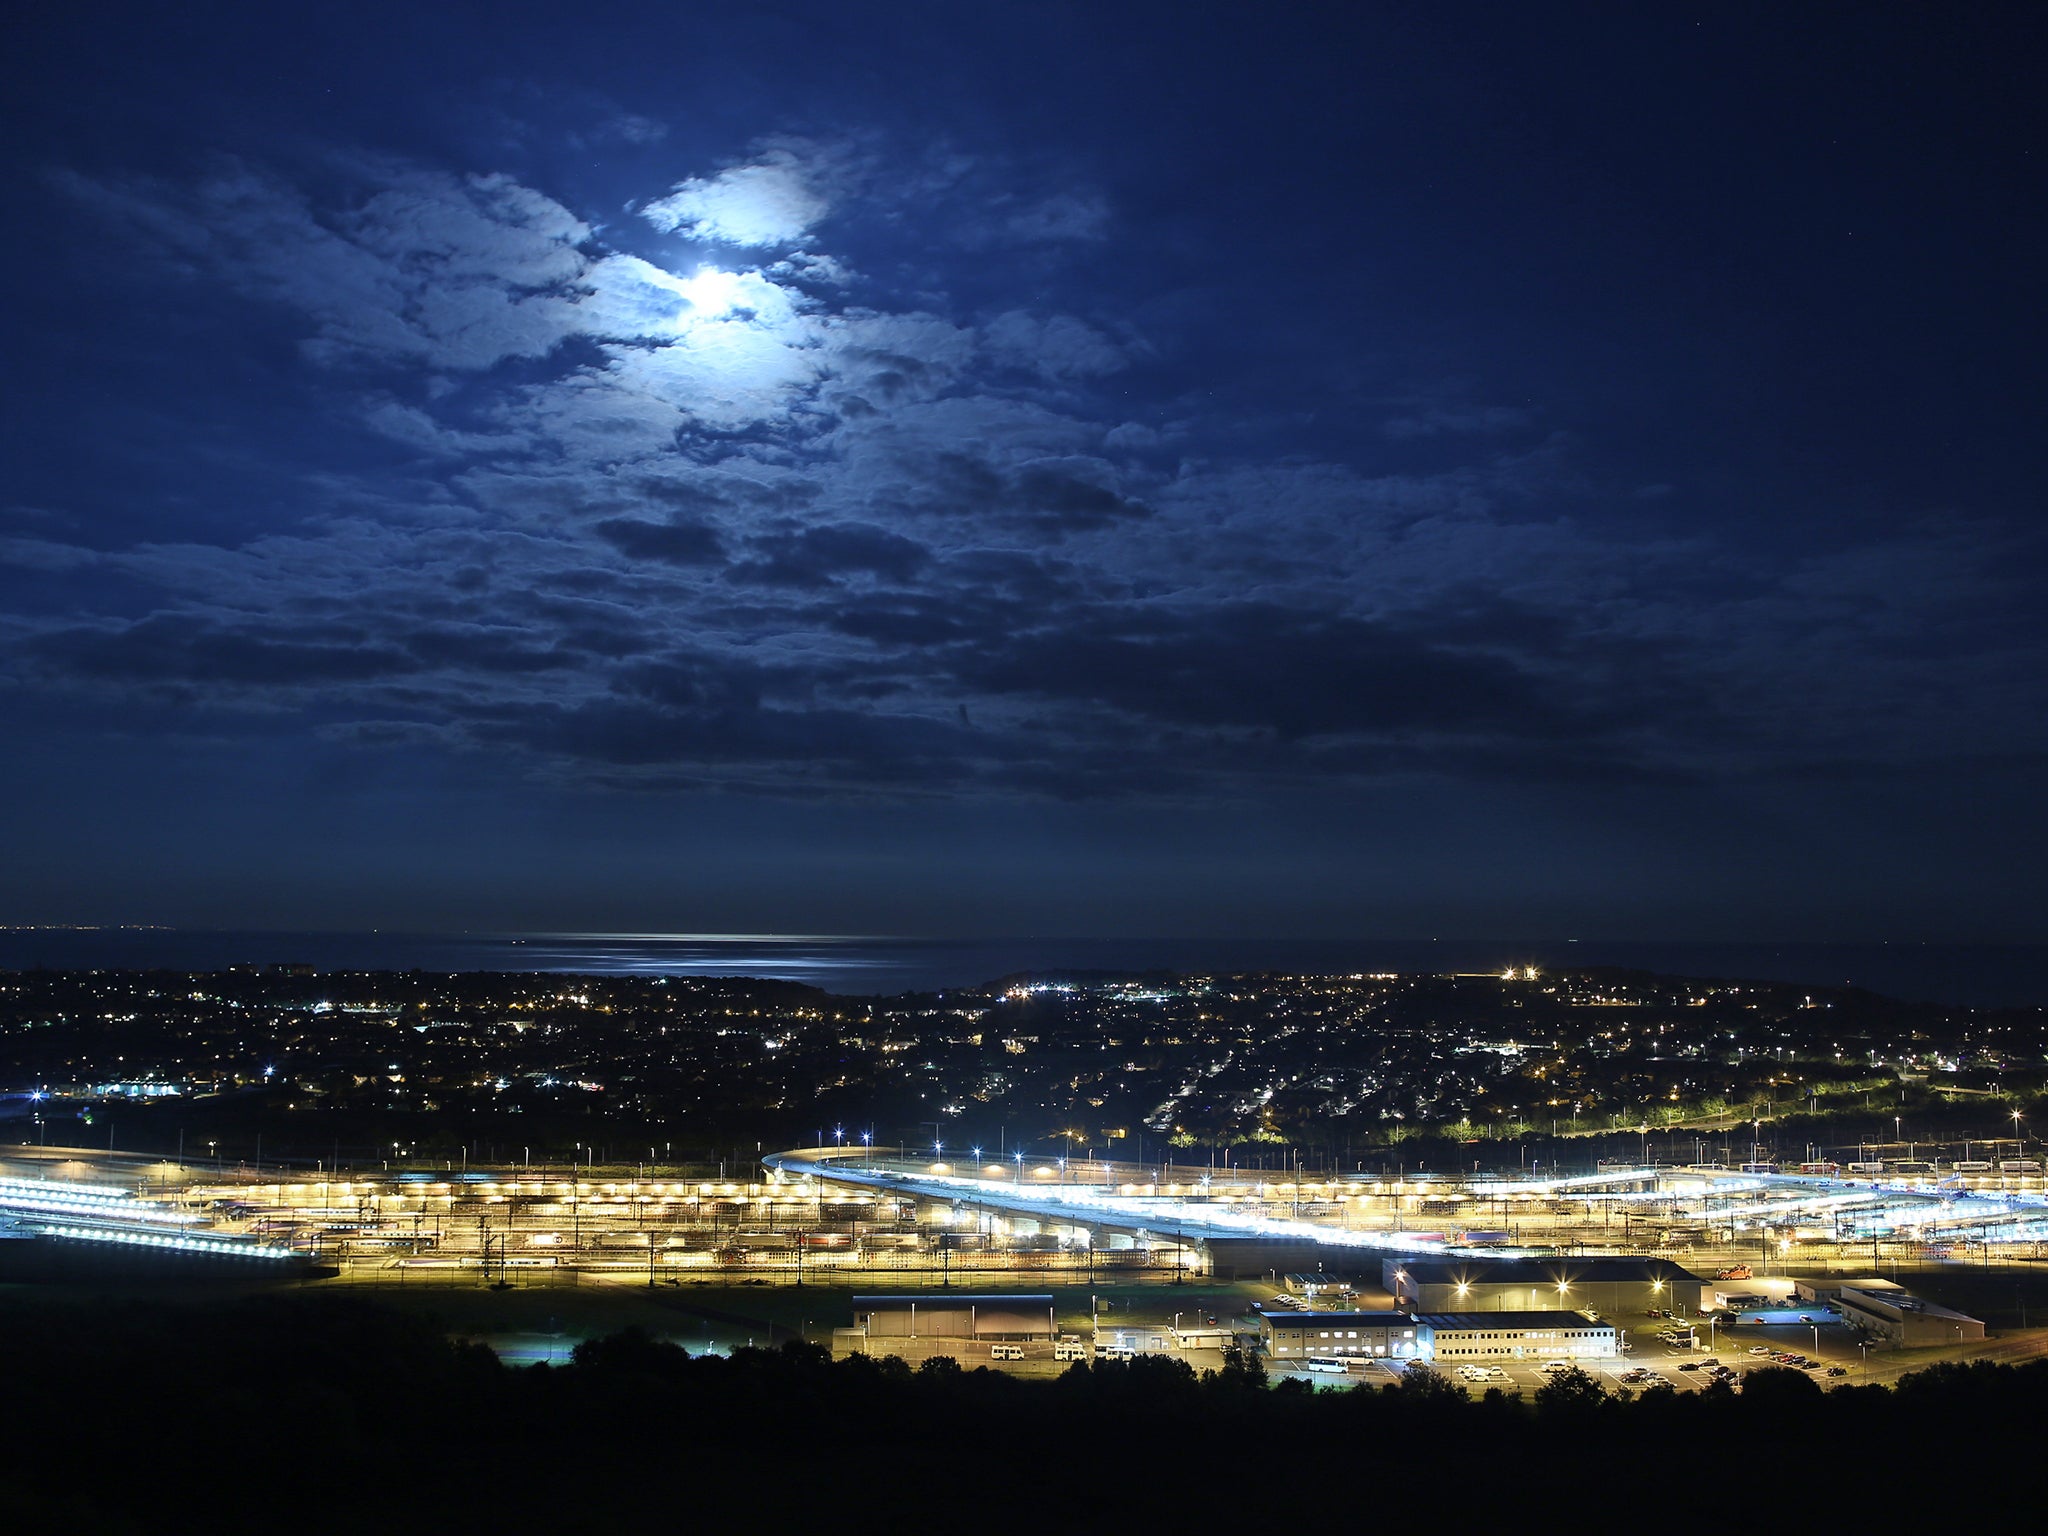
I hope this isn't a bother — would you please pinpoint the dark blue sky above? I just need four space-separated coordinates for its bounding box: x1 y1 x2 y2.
2 2 2043 940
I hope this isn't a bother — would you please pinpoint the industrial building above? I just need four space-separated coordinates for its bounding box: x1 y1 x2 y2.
1385 1256 1710 1315
1256 1309 1425 1361
1795 1278 1985 1348
1256 1307 1618 1362
1419 1312 1619 1361
847 1293 1055 1343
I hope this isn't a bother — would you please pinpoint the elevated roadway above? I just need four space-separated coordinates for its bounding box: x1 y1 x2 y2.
761 1146 1569 1272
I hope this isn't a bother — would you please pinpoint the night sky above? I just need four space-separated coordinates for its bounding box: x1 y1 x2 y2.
2 4 2043 940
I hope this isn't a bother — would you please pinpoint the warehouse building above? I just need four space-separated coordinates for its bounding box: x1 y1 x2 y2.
1795 1278 1984 1348
1385 1256 1710 1315
848 1293 1055 1342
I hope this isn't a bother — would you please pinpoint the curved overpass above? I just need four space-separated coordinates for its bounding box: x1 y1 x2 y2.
760 1146 1518 1269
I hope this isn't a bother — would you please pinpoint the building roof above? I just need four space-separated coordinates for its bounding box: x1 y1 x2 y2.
1391 1257 1705 1285
1257 1310 1414 1328
1417 1311 1618 1332
1836 1285 1981 1323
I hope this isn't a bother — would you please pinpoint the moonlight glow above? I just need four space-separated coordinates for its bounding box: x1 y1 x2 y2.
676 266 748 320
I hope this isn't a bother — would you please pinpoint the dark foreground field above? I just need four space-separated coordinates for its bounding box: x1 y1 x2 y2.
5 1288 2045 1533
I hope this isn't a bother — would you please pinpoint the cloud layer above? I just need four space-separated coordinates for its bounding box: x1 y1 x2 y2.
6 140 2043 807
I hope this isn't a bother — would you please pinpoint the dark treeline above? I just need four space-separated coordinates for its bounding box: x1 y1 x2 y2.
4 1295 2040 1531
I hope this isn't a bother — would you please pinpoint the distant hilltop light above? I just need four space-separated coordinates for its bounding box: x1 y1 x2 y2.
1502 965 1540 982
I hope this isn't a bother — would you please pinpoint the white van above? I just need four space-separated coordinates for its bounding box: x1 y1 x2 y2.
989 1343 1024 1361
1052 1341 1088 1361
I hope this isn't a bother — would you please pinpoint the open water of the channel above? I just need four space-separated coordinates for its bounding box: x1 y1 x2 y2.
0 931 2042 1006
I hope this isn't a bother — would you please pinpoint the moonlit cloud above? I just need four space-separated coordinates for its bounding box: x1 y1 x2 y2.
639 144 834 246
14 138 2046 812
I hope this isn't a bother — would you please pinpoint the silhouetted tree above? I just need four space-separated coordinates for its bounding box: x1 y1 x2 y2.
1390 1364 1467 1401
1533 1364 1606 1413
1208 1343 1268 1392
1738 1365 1824 1406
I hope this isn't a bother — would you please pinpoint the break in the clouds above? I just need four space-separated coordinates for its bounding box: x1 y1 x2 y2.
4 136 2043 805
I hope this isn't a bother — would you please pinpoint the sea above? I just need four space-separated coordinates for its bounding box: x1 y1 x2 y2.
0 931 2043 1008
